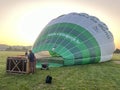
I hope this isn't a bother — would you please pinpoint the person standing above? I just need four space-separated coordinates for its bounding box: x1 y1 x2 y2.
28 50 36 74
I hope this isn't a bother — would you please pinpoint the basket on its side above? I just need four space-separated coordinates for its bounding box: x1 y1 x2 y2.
6 56 30 74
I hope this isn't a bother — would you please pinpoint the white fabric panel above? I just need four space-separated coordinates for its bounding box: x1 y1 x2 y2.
100 55 113 62
46 13 115 62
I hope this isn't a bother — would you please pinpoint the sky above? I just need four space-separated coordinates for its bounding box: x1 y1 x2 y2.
0 0 120 49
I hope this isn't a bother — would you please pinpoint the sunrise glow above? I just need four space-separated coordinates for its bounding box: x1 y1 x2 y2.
0 0 120 49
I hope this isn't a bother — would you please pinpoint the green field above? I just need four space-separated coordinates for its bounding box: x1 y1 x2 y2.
0 51 120 90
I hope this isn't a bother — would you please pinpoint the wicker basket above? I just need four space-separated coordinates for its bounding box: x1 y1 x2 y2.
6 56 30 74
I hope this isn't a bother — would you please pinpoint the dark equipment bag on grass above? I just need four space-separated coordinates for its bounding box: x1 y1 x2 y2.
45 75 52 84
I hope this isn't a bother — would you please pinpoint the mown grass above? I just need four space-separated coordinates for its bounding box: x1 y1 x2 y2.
0 51 120 90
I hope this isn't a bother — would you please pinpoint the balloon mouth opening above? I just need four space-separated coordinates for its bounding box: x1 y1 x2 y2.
35 51 64 68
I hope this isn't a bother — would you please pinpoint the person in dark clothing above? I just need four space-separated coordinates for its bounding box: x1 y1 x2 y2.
28 50 36 74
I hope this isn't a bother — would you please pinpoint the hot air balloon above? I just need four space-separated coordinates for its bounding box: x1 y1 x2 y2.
32 12 115 68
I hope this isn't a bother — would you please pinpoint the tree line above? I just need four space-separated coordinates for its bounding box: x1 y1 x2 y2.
5 46 31 51
114 48 120 54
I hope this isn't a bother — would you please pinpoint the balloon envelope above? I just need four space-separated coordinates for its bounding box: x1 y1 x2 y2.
32 13 115 67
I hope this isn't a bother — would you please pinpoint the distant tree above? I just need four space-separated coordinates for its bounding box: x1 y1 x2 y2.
13 48 20 51
22 47 27 51
114 48 120 54
6 46 12 51
5 45 32 51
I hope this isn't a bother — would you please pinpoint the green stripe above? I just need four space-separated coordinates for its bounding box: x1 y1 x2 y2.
32 23 101 65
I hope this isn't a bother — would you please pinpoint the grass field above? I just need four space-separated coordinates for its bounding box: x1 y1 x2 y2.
0 51 120 90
